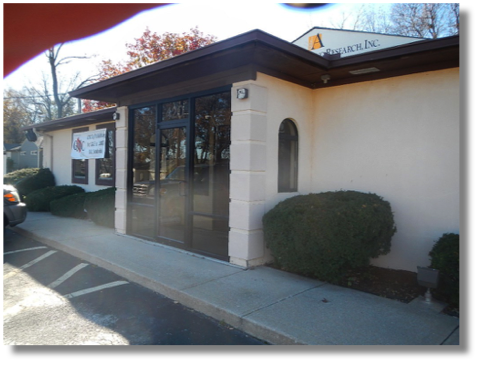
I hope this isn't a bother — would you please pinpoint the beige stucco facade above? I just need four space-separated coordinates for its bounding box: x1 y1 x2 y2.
26 26 458 278
38 68 459 273
113 106 128 234
230 68 459 271
40 120 116 193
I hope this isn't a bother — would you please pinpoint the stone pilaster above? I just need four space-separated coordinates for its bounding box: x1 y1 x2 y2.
229 83 268 267
114 106 128 234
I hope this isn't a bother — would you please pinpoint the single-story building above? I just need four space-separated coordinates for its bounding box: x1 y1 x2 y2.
26 28 460 272
25 108 116 192
4 139 43 174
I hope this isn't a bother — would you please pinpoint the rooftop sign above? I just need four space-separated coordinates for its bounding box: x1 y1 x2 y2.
292 27 425 58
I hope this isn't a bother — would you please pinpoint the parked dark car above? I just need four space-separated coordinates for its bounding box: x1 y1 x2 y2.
4 184 27 227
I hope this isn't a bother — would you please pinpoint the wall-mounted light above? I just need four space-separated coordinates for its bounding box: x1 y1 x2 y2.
236 88 248 99
25 129 37 142
112 112 120 120
320 74 331 84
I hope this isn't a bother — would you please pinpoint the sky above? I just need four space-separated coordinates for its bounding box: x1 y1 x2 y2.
3 2 390 90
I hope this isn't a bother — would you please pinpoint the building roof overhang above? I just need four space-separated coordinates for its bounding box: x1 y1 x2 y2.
23 107 116 133
70 29 459 106
24 31 459 134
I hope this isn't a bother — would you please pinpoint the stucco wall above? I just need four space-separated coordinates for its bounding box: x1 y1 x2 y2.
38 68 458 273
41 121 115 193
311 68 459 271
260 75 314 210
240 69 459 272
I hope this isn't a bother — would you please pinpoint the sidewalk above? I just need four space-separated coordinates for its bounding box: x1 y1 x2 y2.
9 212 460 345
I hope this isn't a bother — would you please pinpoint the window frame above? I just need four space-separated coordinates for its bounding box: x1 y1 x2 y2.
95 123 116 186
71 127 89 184
278 118 299 193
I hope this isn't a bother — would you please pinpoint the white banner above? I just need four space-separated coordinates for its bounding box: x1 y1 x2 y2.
71 129 107 159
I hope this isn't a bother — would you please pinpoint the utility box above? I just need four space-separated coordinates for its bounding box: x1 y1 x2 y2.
417 266 440 288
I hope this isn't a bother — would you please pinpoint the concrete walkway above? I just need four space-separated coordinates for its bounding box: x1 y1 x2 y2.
9 212 460 345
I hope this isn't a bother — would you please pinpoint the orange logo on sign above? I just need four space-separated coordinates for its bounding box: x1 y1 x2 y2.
308 34 324 50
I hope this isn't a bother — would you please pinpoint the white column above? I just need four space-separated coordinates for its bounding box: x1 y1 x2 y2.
114 106 128 234
229 83 268 267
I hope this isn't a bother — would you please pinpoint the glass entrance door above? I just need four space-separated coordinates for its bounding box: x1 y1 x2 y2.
191 92 231 260
129 89 231 261
157 126 188 245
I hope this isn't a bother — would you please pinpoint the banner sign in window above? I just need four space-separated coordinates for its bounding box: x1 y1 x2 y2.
71 129 107 159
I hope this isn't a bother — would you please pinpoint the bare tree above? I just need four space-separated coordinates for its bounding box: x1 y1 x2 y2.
389 3 459 39
321 3 459 38
25 71 79 122
12 44 96 123
448 3 460 35
3 43 97 140
357 4 393 34
41 44 96 119
3 89 30 143
320 4 392 34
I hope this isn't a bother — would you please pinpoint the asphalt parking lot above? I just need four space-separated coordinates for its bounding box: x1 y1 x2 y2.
3 229 266 345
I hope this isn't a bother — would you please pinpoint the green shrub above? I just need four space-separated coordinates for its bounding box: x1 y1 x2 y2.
50 192 87 219
84 187 116 227
15 168 55 198
3 168 40 185
25 185 84 212
6 157 15 173
429 233 459 307
263 190 396 283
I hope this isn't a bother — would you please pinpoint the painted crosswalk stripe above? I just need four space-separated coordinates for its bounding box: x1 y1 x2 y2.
64 281 129 299
4 250 57 279
48 263 89 289
4 246 47 255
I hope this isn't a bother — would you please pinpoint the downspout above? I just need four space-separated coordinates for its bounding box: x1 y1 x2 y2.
33 129 53 170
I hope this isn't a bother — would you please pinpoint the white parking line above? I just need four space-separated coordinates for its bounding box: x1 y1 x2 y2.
64 281 129 299
4 246 47 255
18 250 57 270
48 263 90 289
4 250 57 279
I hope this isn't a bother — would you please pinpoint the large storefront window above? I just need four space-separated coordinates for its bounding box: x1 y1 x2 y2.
72 127 88 184
128 89 231 260
95 123 115 186
162 99 189 121
71 124 116 186
191 92 231 256
130 106 156 238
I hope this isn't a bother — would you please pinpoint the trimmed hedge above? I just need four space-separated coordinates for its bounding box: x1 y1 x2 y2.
50 192 87 219
429 233 459 307
15 168 55 198
49 187 116 228
84 187 116 228
263 190 396 283
25 185 84 212
3 168 40 185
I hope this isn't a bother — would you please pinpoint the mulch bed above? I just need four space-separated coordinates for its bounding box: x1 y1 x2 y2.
335 266 459 317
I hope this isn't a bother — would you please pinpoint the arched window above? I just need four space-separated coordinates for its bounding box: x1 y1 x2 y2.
278 119 298 192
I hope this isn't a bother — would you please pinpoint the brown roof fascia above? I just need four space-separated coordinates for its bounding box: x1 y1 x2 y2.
70 30 459 101
330 35 459 68
69 30 330 100
23 107 116 133
68 30 262 97
312 35 459 88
